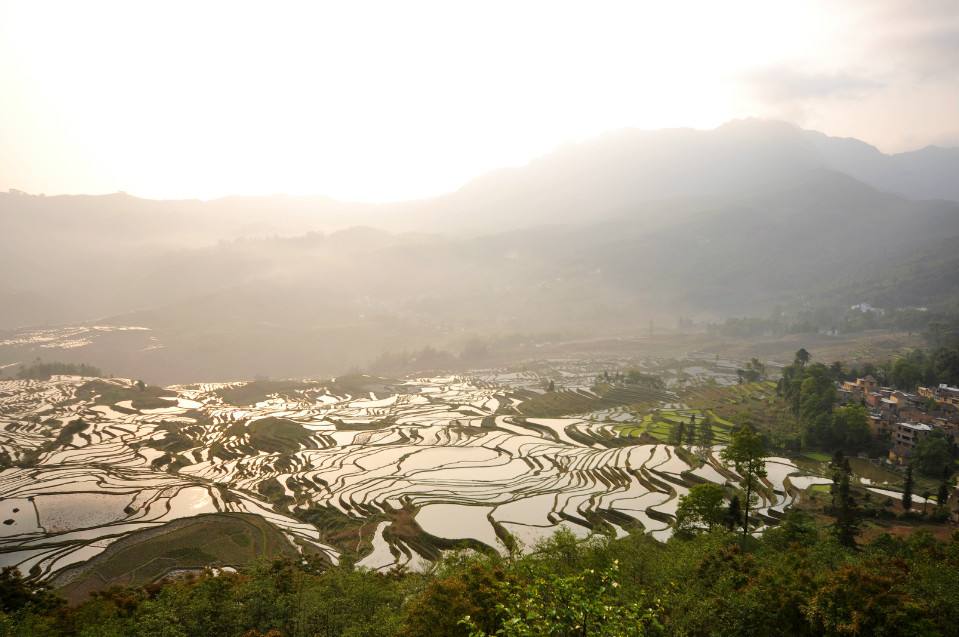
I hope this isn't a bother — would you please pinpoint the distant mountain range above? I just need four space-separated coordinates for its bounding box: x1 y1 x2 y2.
408 119 959 232
2 119 957 381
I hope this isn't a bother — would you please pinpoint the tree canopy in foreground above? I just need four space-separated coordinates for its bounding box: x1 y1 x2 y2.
3 519 959 637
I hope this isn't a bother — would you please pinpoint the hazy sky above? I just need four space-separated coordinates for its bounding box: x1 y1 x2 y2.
1 1 957 201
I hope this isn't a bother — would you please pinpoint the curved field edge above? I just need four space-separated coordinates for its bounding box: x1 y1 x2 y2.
50 512 302 604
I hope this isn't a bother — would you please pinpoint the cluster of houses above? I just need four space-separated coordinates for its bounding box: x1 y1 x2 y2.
838 377 959 462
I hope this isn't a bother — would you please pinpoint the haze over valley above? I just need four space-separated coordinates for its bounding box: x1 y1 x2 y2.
3 120 959 383
3 2 959 635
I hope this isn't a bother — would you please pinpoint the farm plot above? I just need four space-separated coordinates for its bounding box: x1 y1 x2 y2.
679 381 802 446
0 372 826 585
616 408 735 445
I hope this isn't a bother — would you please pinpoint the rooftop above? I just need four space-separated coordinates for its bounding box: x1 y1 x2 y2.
898 422 933 432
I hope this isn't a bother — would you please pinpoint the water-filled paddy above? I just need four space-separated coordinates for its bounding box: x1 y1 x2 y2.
416 503 501 550
0 372 828 580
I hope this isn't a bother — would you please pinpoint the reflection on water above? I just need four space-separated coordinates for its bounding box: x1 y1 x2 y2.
416 504 501 550
0 373 830 579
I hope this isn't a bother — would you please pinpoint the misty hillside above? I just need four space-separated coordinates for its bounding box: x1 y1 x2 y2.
809 132 959 202
2 120 958 381
400 119 959 232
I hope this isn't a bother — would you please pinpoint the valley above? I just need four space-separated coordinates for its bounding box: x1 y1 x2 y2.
0 363 834 597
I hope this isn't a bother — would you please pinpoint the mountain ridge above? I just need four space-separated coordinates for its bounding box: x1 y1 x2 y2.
2 120 957 380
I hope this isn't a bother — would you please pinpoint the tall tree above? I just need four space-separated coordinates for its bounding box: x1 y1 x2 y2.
671 421 686 446
829 361 844 378
912 431 954 477
675 483 726 535
697 415 714 461
826 405 870 452
891 357 923 391
937 466 952 515
902 465 914 512
795 348 811 368
829 450 846 510
725 494 742 533
720 425 767 540
798 364 836 425
830 453 859 547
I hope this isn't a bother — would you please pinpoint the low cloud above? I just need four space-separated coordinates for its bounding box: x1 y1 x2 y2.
743 66 882 104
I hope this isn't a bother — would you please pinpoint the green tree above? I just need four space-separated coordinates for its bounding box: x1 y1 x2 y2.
795 348 811 368
15 360 102 380
936 466 952 516
829 361 844 378
902 465 914 512
929 345 959 385
725 494 742 532
921 490 931 515
912 431 954 477
805 564 934 636
675 483 727 536
463 562 662 637
133 600 188 637
401 560 508 637
828 450 846 510
696 415 714 460
798 364 836 425
670 421 686 446
624 370 665 389
720 426 767 540
764 509 818 549
0 567 62 615
828 405 871 452
829 453 859 547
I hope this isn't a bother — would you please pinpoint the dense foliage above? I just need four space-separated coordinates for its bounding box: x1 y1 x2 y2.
778 352 871 453
843 345 959 390
674 483 726 535
623 370 666 390
720 427 767 539
12 361 103 380
3 523 959 637
913 431 958 478
706 308 959 347
4 347 959 635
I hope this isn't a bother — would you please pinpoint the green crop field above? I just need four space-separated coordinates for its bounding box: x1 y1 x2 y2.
679 381 802 447
616 408 735 444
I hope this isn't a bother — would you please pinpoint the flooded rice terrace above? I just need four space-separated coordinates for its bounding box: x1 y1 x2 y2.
0 370 826 579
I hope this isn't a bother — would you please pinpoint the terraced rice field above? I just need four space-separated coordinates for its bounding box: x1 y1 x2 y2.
614 408 736 445
0 372 828 584
678 381 803 446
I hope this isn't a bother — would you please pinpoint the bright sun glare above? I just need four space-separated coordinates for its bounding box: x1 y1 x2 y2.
0 1 933 201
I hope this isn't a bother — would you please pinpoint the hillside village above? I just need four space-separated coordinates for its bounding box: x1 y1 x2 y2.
840 376 959 462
